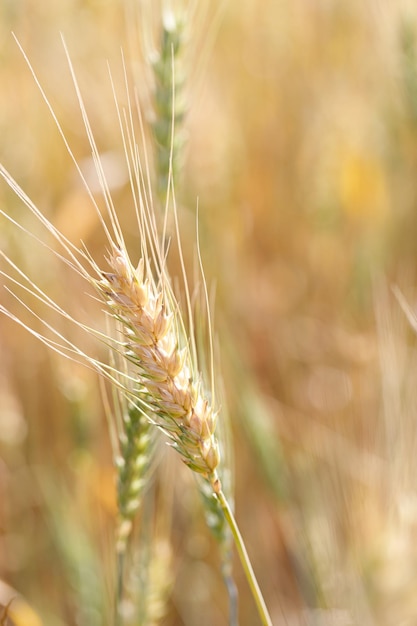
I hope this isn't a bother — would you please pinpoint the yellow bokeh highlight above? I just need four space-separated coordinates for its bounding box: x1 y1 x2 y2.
10 604 43 626
339 150 389 223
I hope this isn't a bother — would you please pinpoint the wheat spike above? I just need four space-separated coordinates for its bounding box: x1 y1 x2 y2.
115 397 154 553
98 243 221 493
151 9 186 203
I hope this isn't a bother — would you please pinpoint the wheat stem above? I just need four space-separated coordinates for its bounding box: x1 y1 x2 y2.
115 551 125 626
216 489 273 626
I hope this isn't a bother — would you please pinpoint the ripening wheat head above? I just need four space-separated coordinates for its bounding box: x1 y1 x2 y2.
98 243 220 486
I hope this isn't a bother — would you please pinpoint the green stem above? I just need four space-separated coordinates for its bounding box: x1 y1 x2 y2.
115 548 125 626
216 489 273 626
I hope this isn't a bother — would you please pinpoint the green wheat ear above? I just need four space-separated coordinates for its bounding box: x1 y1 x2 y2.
116 398 154 554
105 380 156 623
151 10 186 204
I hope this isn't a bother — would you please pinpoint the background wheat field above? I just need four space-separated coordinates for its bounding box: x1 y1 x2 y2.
1 1 417 625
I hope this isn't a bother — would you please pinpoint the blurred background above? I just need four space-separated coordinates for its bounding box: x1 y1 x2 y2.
2 0 417 624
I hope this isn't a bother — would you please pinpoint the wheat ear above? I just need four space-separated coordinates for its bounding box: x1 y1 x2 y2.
110 387 155 622
151 9 186 205
98 243 221 490
116 400 153 550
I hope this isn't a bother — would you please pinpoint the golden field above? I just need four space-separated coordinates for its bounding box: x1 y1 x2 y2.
1 1 417 625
